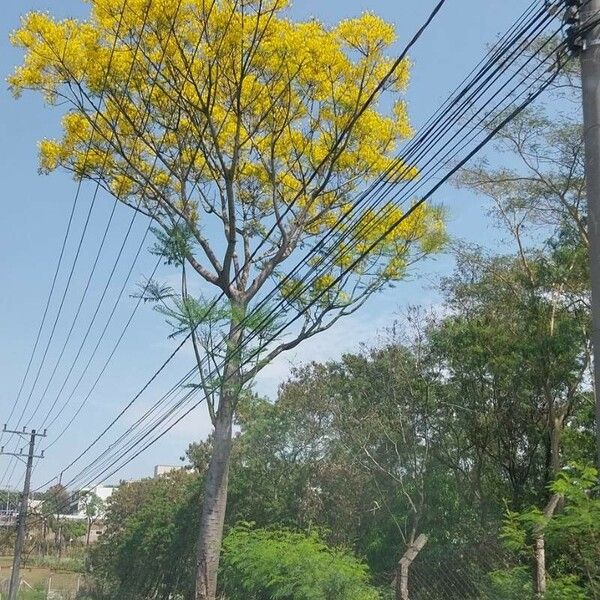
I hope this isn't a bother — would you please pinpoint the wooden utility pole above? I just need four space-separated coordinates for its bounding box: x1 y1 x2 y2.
0 426 45 600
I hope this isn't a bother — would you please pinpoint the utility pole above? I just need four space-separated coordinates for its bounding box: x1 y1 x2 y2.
0 426 45 600
572 0 600 471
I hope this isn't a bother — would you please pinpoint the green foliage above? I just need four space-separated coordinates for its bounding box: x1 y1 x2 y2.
547 465 600 597
220 524 380 600
89 470 200 600
88 471 380 600
485 567 532 600
137 278 230 336
497 465 600 598
150 224 196 267
484 569 587 600
63 520 87 541
545 576 588 600
18 584 47 600
26 553 85 572
431 247 590 509
0 488 19 511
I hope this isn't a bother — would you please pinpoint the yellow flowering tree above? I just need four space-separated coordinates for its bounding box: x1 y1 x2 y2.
9 1 445 597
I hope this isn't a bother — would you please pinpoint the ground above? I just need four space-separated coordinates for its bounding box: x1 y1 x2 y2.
0 556 81 598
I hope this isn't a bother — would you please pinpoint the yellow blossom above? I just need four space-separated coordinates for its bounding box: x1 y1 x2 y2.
11 0 445 294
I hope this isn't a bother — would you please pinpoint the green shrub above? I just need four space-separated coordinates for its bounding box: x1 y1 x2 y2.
18 584 47 600
220 524 380 600
485 567 532 600
25 554 85 572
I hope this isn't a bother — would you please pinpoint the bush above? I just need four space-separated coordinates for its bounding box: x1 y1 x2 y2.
485 568 587 600
220 524 380 600
26 554 85 572
485 567 531 600
18 584 47 600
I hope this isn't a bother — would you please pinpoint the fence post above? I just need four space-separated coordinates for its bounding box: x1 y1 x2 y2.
533 494 561 597
397 534 428 600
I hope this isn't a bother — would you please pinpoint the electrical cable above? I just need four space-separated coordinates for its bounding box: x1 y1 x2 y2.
44 9 570 500
22 0 453 485
43 7 572 500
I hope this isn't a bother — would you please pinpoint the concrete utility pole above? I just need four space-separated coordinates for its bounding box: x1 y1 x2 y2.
0 426 45 600
576 0 600 472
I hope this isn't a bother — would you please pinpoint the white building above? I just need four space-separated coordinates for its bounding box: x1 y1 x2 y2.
74 484 116 517
28 498 43 511
153 464 184 478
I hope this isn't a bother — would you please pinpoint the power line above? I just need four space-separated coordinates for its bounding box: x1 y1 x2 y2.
0 0 170 489
35 1 568 496
88 51 567 492
31 54 565 514
65 0 562 475
1 3 130 440
94 6 570 484
30 0 455 488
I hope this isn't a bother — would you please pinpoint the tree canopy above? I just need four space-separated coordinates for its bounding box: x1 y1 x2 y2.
10 4 447 596
9 0 442 329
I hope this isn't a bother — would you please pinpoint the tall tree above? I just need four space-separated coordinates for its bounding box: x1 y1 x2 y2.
455 45 592 494
80 491 105 546
432 249 590 506
42 483 71 556
9 2 445 596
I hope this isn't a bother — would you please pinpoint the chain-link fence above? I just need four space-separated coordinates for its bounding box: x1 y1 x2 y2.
0 569 82 599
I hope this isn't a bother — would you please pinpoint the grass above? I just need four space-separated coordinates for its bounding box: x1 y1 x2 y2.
0 556 83 598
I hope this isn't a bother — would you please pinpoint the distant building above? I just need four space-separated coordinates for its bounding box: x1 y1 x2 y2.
154 464 184 478
73 484 116 517
28 498 43 511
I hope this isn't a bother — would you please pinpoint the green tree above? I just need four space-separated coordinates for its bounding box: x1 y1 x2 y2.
79 491 105 546
498 464 600 599
91 469 200 600
10 4 446 596
0 489 18 512
62 519 87 544
430 248 591 508
455 42 592 493
42 483 72 557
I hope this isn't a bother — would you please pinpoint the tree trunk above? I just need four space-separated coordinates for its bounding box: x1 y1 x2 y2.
58 523 63 559
396 534 428 600
533 494 561 597
549 414 564 477
194 298 245 600
534 534 547 597
195 403 234 600
86 518 91 546
42 519 47 557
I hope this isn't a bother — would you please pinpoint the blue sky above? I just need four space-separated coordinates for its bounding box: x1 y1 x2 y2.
0 0 530 490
